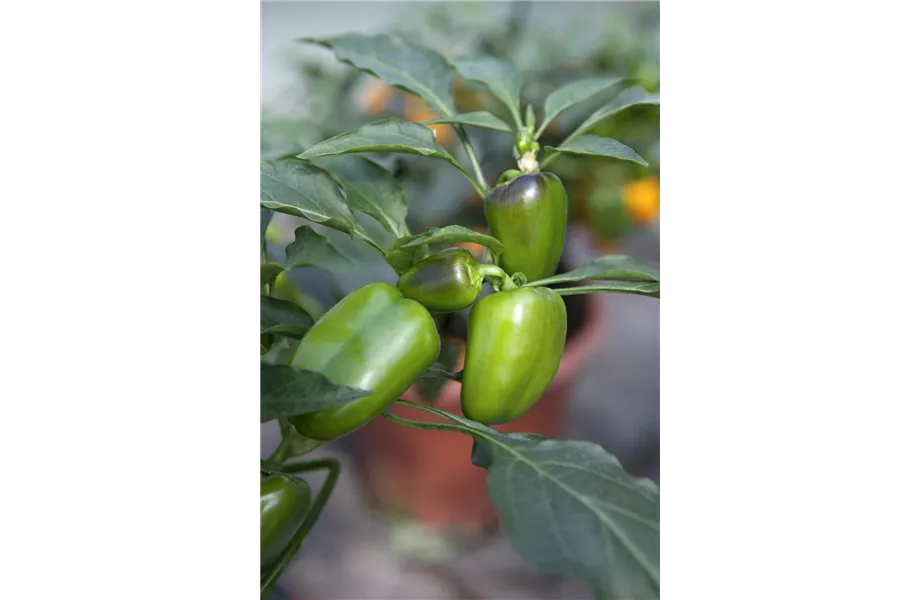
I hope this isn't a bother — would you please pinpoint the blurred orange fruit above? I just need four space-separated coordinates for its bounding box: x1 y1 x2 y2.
359 79 396 116
623 177 660 224
404 95 454 146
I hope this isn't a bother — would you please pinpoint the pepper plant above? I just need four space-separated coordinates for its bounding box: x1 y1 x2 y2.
260 32 660 600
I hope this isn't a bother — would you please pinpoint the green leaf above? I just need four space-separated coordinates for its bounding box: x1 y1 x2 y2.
301 33 456 115
384 232 431 274
424 112 514 133
478 435 660 599
261 263 285 287
285 226 351 270
261 337 297 366
400 225 504 254
260 296 314 337
570 85 660 140
532 255 660 285
298 119 464 173
261 365 370 422
538 76 627 138
384 401 659 598
554 282 660 299
452 56 523 127
547 135 648 166
308 156 409 237
260 160 366 239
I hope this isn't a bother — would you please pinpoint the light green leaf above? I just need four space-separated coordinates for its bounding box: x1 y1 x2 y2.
532 255 660 285
385 225 504 274
570 85 660 140
547 135 648 166
298 119 465 174
452 56 523 128
538 76 627 138
425 112 514 133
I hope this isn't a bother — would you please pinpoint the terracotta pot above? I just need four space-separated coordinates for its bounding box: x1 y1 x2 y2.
351 292 607 532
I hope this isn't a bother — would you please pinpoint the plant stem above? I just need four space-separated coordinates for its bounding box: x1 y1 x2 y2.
267 426 296 467
260 458 340 598
479 265 516 291
454 125 489 197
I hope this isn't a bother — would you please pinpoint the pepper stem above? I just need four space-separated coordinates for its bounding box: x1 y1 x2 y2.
479 264 516 291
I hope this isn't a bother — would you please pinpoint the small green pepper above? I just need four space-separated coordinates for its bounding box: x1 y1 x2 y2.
261 474 311 569
461 286 567 425
397 248 509 312
288 283 440 441
484 172 568 284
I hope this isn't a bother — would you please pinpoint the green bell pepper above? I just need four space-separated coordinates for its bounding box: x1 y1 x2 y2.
397 247 509 312
260 474 311 569
461 286 567 425
288 282 440 441
484 172 568 284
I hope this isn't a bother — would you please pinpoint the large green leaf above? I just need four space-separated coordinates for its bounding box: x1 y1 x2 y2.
260 365 370 422
260 160 366 239
285 226 351 270
531 255 660 286
260 296 314 338
383 401 660 599
479 435 660 599
298 119 464 173
537 76 627 138
385 225 505 274
570 86 660 140
308 156 409 237
301 33 456 115
452 56 523 127
425 111 514 134
547 135 648 166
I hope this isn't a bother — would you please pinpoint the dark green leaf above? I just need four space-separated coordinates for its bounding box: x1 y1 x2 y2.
260 160 366 239
547 135 648 166
571 85 660 140
308 156 409 237
424 112 514 133
298 119 464 173
261 263 285 287
285 226 351 270
532 255 660 285
479 434 660 599
538 76 627 138
261 365 370 422
301 33 456 115
261 296 314 337
453 56 523 127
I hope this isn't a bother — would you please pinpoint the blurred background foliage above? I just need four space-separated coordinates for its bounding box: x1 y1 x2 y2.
262 2 658 268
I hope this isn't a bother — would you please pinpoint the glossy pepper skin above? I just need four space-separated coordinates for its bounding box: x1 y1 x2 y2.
260 475 311 569
288 283 440 441
397 248 485 312
484 172 568 284
461 286 567 425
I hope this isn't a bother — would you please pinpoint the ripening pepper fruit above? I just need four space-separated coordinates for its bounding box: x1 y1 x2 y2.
397 247 508 312
288 283 440 441
461 286 567 425
484 172 568 283
261 474 311 569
